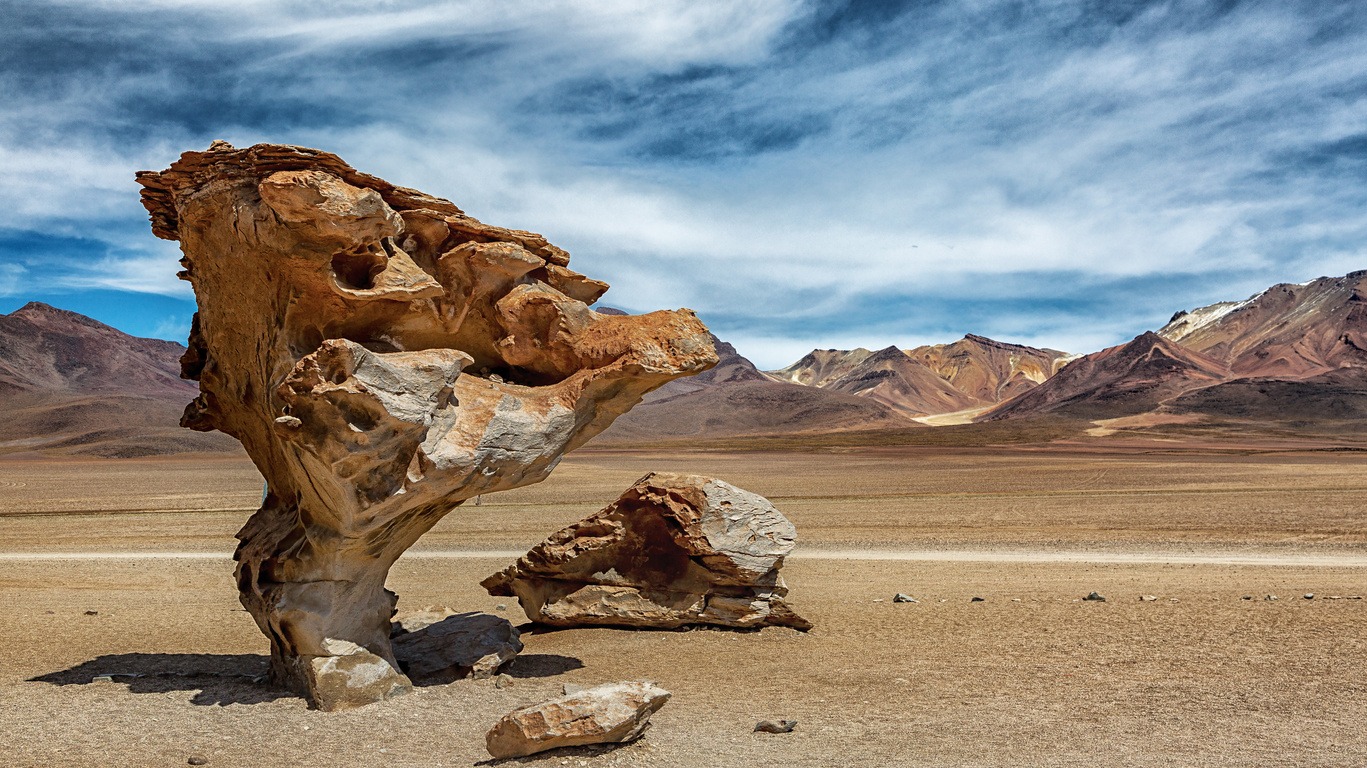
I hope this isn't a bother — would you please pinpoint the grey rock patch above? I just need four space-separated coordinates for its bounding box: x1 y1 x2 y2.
755 719 797 734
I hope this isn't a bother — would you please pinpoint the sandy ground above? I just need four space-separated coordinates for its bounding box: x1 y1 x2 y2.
1 446 1366 766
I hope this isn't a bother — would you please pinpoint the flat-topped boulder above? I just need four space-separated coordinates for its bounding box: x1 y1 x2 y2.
482 473 811 630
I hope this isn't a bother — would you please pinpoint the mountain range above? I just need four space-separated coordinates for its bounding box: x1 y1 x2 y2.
2 269 1364 455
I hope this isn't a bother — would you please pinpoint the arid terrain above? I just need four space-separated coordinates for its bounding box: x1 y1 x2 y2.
2 441 1365 767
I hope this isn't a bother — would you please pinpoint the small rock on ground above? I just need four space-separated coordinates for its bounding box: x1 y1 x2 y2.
970 597 985 603
893 594 917 603
755 719 797 734
1139 595 1159 602
486 681 670 759
1083 592 1106 602
188 756 209 766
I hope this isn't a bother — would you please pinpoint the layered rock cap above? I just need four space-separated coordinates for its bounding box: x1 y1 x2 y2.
483 472 811 630
137 142 717 709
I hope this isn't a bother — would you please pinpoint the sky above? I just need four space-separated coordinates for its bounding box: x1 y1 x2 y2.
1 0 1365 368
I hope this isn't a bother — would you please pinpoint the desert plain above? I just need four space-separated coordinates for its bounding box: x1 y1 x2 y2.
1 436 1364 768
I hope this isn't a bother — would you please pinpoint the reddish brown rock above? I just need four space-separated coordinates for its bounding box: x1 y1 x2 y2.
136 141 716 710
482 473 811 630
485 681 670 759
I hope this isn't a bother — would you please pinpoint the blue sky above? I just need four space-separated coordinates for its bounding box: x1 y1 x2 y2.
1 0 1365 368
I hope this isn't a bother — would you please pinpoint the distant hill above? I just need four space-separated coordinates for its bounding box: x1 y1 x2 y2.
981 332 1227 420
769 335 1072 417
905 334 1073 404
6 270 1366 455
1158 271 1367 377
0 302 238 457
982 271 1367 424
595 330 914 441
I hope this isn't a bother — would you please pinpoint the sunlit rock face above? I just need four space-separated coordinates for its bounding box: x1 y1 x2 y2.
483 472 811 631
137 142 717 710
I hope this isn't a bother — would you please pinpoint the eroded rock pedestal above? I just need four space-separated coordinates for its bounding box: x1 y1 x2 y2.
482 473 811 630
137 142 716 709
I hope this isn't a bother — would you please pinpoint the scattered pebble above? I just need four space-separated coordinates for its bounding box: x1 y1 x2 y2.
91 675 114 684
1304 593 1315 600
1326 595 1343 600
892 594 916 603
1265 595 1279 601
84 610 98 616
187 756 209 766
1348 596 1363 600
1011 598 1022 603
494 673 512 689
1083 592 1106 602
494 604 507 612
1139 595 1158 602
1241 595 1253 601
755 719 797 734
872 598 884 603
970 597 985 603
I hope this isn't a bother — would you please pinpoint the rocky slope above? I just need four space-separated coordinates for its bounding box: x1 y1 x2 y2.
1159 271 1367 377
0 302 236 456
820 345 976 417
770 335 1072 417
984 271 1367 423
596 334 914 441
982 332 1228 420
905 334 1073 404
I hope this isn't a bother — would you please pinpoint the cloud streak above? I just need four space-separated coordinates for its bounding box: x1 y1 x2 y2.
2 0 1365 366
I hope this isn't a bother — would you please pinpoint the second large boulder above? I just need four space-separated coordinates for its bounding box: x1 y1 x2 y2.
481 473 811 630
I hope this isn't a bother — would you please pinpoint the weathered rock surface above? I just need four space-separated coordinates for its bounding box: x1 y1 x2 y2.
137 142 716 709
485 681 670 759
390 609 521 683
482 473 811 630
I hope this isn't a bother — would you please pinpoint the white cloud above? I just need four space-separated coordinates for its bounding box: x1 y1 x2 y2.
4 0 1367 362
0 264 26 298
53 251 192 298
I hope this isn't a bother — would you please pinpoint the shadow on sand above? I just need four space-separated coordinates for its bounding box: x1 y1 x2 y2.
31 649 587 703
29 652 285 706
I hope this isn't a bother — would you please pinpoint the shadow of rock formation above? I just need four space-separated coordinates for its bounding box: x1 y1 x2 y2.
30 653 286 706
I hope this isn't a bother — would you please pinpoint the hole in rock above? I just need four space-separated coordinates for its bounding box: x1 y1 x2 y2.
331 246 387 290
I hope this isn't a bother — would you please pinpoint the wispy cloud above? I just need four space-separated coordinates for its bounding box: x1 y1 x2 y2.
2 0 1365 367
0 263 25 298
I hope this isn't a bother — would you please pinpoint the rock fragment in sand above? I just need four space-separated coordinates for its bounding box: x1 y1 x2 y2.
1265 595 1279 601
305 639 411 711
755 719 797 733
1140 595 1159 602
893 593 917 603
971 597 985 603
187 757 209 766
137 142 716 709
1305 593 1315 600
390 609 522 682
1084 592 1106 602
483 473 811 630
485 681 670 759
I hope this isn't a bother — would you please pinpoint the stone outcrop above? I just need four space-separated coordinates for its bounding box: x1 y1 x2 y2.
485 681 670 759
137 142 716 710
390 609 521 683
482 473 811 630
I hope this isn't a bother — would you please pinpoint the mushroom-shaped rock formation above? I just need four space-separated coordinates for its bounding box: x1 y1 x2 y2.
137 142 717 710
482 473 812 630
